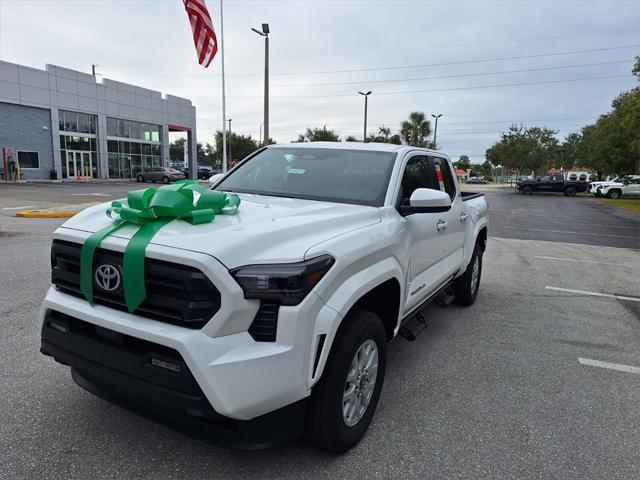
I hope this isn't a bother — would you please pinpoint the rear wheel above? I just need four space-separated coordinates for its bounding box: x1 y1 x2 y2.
136 174 144 183
607 189 621 199
308 309 386 453
564 186 577 197
162 176 170 184
522 185 533 195
453 244 483 306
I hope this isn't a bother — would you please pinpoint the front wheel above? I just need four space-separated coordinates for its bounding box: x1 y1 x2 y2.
308 309 387 453
607 189 621 199
136 174 144 183
564 186 577 197
162 176 170 184
453 244 483 306
522 185 533 195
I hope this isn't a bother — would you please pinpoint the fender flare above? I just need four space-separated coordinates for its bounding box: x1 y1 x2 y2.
307 256 403 388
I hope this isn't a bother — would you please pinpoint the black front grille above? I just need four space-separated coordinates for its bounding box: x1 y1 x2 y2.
51 240 221 329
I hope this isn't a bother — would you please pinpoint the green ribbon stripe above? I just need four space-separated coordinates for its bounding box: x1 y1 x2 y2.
80 180 240 312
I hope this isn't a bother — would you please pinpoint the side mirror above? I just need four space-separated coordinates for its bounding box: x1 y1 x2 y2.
209 172 225 185
399 188 451 216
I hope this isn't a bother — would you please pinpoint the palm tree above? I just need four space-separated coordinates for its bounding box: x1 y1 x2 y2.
378 126 392 142
400 112 432 147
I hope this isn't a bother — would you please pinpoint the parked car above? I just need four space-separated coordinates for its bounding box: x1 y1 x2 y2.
599 177 640 199
516 174 588 196
181 166 218 180
136 167 185 184
40 143 488 452
466 177 487 184
589 176 621 196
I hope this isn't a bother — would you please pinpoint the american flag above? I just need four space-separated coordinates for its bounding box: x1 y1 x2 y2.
183 0 218 68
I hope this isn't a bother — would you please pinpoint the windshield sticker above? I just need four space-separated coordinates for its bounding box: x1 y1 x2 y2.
288 168 306 175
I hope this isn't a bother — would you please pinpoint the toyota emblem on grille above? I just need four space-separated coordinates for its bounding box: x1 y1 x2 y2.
94 264 121 292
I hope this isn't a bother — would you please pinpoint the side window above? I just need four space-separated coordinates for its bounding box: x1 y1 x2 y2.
399 155 437 205
540 176 551 182
431 157 457 201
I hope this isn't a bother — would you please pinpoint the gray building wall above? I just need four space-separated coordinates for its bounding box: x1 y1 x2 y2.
0 61 197 180
0 102 54 180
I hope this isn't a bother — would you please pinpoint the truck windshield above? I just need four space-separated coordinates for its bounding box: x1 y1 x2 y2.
215 147 397 207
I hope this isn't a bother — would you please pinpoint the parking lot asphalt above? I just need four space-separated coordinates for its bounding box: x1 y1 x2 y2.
1 183 639 479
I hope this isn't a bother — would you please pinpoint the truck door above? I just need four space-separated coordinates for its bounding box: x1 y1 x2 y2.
399 154 464 313
536 175 552 192
430 156 466 280
399 155 451 315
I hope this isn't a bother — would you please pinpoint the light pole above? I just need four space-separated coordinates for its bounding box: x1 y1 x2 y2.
227 118 232 166
252 24 269 147
358 91 371 142
259 122 264 145
431 114 442 148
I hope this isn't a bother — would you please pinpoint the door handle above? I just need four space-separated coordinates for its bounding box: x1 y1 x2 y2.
459 213 468 222
436 220 448 231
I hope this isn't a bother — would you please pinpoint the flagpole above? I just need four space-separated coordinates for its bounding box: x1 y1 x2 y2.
220 0 227 173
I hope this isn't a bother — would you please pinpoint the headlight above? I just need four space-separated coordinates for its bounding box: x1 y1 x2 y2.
230 255 335 306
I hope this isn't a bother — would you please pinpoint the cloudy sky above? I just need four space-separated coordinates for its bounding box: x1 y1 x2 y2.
0 0 638 163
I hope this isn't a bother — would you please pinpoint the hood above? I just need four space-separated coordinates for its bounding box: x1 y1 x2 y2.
60 193 381 268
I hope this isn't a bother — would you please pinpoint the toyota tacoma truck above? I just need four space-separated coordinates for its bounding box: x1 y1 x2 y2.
39 142 488 452
516 173 588 196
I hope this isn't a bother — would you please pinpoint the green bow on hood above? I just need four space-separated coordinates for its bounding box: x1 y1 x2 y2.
80 180 240 312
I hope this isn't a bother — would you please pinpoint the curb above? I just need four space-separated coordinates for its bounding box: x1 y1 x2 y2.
16 210 79 218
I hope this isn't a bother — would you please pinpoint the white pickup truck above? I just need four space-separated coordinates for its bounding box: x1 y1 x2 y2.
40 142 488 452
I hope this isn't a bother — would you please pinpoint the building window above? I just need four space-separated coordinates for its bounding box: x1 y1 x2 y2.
117 119 129 138
17 151 40 169
107 117 117 137
107 117 161 143
59 110 97 134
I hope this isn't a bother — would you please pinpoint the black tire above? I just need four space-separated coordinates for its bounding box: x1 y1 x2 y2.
308 309 387 453
564 186 577 197
162 176 170 184
522 185 533 195
607 189 621 199
453 244 483 306
136 174 144 183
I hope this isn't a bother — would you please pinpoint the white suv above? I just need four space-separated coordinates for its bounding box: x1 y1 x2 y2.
39 143 488 452
599 176 640 199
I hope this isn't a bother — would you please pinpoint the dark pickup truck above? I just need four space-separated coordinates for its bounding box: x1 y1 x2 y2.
516 174 588 196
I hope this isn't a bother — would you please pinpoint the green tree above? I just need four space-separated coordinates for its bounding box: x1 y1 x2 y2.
485 125 559 174
295 126 340 142
453 155 471 170
169 137 186 163
345 135 358 142
400 112 432 147
633 56 639 80
213 130 261 164
584 87 640 175
367 126 402 145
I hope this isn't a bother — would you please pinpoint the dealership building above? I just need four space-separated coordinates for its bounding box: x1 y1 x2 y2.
0 61 197 181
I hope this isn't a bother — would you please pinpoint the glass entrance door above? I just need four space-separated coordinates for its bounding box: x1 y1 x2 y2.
66 151 93 179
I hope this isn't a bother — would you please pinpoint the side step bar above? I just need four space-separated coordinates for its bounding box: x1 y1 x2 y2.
399 287 456 341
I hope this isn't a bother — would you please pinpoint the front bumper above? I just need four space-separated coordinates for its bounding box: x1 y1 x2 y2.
39 284 333 421
40 308 305 448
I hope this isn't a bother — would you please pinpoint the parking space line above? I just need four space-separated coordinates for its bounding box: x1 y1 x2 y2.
2 205 35 210
502 227 638 239
525 219 639 230
535 256 632 267
545 286 640 302
578 357 640 375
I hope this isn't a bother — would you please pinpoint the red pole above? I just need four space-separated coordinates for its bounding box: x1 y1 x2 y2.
2 147 7 182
